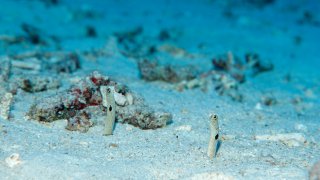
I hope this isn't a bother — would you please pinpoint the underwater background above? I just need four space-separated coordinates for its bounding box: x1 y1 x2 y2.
0 0 319 179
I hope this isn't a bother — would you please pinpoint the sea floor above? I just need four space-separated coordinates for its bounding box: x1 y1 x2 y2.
0 0 320 179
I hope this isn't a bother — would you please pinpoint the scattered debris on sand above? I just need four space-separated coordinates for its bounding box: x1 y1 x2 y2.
254 133 307 147
111 27 273 102
174 78 208 92
113 26 148 58
212 51 273 82
12 76 61 93
0 35 25 46
138 59 199 83
0 51 81 95
211 72 243 101
113 26 196 60
0 50 83 121
16 23 62 48
136 51 273 101
9 51 81 74
210 51 273 101
261 95 277 106
157 44 195 59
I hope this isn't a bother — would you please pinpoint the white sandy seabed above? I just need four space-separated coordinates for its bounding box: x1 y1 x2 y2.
0 0 320 179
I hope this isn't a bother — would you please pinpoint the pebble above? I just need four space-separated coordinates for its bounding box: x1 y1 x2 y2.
114 92 127 106
254 133 307 147
125 93 134 105
175 125 192 132
5 153 21 168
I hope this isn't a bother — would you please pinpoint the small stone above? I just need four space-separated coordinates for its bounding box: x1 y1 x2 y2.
180 109 189 114
114 91 127 106
175 125 192 132
79 141 89 147
261 96 277 106
186 79 200 89
14 76 60 93
254 133 307 147
125 93 134 105
11 59 41 71
5 153 22 168
109 143 118 148
221 135 236 140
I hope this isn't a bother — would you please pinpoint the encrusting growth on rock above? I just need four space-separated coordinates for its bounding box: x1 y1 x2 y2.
100 86 116 136
208 114 219 159
27 71 172 132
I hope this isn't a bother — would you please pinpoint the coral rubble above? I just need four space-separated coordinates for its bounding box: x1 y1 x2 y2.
210 51 273 101
136 51 273 102
212 51 273 83
138 59 198 83
27 71 172 132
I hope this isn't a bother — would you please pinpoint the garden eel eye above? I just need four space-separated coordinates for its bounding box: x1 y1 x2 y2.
213 114 218 120
109 106 112 111
215 134 219 140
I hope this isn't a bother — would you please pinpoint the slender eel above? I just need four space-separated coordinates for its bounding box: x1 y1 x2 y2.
100 86 116 136
207 114 219 159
